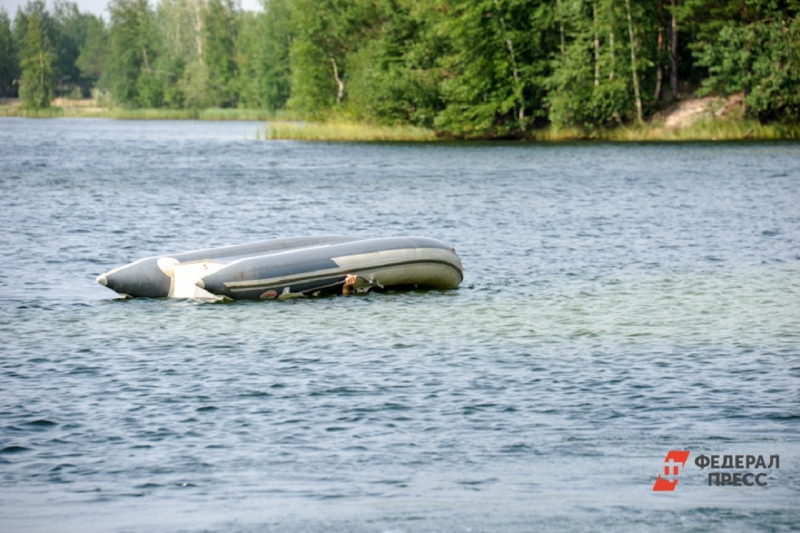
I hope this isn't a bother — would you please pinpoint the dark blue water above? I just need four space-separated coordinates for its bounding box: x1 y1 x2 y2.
1 118 799 532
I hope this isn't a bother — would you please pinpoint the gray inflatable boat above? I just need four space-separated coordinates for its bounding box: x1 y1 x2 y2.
97 236 463 300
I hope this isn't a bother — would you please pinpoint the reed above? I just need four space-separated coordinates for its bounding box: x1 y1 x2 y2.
0 106 65 118
2 101 797 141
0 104 291 121
264 121 438 142
620 119 800 141
536 119 800 141
104 108 288 120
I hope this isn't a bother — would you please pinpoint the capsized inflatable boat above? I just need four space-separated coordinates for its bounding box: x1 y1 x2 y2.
96 236 463 300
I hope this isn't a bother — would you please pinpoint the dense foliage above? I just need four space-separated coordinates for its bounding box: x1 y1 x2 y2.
1 0 798 134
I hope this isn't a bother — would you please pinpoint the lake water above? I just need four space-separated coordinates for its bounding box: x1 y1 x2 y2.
1 118 798 532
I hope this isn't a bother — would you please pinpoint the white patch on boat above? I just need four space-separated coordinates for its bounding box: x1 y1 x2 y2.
158 257 227 299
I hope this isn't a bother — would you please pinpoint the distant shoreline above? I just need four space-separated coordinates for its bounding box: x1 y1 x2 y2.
1 99 798 142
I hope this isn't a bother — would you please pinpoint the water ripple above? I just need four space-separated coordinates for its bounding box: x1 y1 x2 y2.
0 119 798 532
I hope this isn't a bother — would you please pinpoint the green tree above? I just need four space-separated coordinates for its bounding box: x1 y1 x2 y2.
235 0 292 110
203 0 237 107
287 0 385 118
106 0 163 107
19 12 57 108
5 0 795 128
75 13 107 90
697 16 800 123
434 0 535 136
546 0 632 129
15 1 99 99
343 0 444 127
53 0 94 96
0 8 19 97
156 0 204 108
156 0 240 109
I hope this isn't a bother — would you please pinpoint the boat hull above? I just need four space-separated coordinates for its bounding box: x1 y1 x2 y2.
198 237 463 300
97 236 463 300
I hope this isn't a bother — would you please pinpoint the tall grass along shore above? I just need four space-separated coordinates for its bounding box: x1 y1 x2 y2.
261 121 438 142
0 100 287 121
1 100 797 142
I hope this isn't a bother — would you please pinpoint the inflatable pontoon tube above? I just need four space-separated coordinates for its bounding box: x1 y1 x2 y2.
96 236 362 298
196 236 463 300
96 236 463 300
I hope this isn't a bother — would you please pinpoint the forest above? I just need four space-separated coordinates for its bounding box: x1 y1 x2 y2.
1 0 798 137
